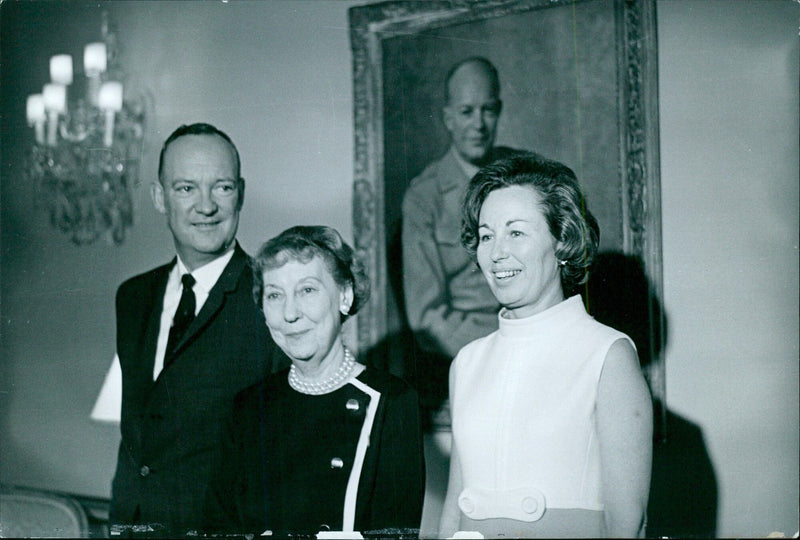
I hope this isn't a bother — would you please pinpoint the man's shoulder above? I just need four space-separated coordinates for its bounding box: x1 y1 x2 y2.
492 145 530 160
117 261 173 297
217 245 254 289
405 152 452 193
402 152 459 216
118 247 250 294
405 146 529 192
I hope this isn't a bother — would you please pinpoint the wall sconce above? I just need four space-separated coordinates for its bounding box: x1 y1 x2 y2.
25 12 148 245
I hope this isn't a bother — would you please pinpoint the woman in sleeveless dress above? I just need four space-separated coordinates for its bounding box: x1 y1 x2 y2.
439 154 652 538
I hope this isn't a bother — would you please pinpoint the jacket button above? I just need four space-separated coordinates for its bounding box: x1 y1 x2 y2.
330 457 344 469
522 496 538 514
139 465 150 477
345 399 360 412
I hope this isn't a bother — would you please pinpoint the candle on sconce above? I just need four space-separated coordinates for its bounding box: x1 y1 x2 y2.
43 83 67 113
26 94 46 123
98 81 123 111
98 81 123 146
43 83 67 146
83 42 107 74
84 43 107 106
49 54 73 85
26 94 46 145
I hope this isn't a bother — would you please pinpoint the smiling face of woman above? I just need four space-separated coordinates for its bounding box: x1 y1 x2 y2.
476 185 564 319
261 255 353 367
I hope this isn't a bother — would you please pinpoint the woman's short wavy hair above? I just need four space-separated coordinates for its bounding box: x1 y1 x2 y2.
461 153 600 294
252 225 370 321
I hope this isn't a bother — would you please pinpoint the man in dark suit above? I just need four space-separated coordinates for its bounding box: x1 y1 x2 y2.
110 123 286 535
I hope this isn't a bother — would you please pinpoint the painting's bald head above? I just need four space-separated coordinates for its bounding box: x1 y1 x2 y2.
443 57 503 165
444 57 500 105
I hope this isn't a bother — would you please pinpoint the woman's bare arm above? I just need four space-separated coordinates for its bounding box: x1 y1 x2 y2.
596 338 653 537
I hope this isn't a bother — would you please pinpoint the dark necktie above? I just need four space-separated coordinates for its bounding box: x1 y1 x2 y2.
165 273 196 361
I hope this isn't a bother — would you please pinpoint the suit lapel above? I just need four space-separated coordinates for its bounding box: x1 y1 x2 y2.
141 265 171 378
122 261 170 404
168 246 249 359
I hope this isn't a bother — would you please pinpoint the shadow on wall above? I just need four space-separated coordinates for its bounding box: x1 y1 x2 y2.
647 404 719 538
372 223 452 430
585 252 718 538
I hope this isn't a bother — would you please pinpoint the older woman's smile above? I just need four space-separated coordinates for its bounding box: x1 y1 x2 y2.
284 328 312 339
285 328 310 335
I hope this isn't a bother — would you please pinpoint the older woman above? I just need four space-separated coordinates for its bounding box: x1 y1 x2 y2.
439 154 653 538
205 226 425 536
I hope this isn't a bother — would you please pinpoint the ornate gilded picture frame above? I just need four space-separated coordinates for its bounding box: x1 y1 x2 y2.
349 0 664 431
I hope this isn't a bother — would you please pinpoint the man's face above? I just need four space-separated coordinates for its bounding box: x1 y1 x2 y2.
443 64 502 166
152 134 243 271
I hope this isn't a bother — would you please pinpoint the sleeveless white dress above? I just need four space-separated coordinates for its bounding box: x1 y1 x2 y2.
450 295 633 538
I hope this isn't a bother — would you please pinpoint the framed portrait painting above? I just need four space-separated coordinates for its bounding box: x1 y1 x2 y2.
349 0 664 431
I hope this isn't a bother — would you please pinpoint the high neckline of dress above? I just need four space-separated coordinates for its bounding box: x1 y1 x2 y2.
497 295 584 339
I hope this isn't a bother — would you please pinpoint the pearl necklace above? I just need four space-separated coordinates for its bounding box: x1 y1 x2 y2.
288 347 357 395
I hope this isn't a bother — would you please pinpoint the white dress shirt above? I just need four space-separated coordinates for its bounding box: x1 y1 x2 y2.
152 249 235 380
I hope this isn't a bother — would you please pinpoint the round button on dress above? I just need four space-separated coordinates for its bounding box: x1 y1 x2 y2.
522 496 538 514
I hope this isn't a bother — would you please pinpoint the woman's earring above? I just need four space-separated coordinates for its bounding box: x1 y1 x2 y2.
340 304 350 315
558 259 567 267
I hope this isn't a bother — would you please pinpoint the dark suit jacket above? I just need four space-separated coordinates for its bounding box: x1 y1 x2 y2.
110 244 287 535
